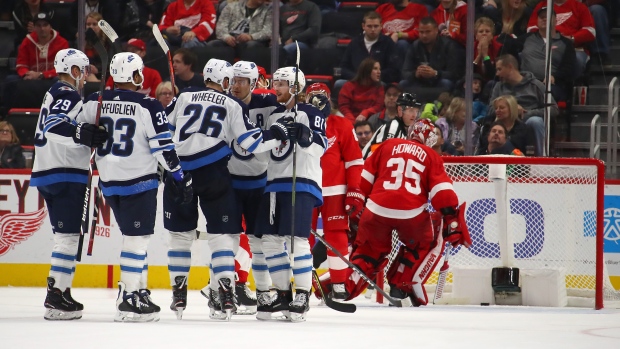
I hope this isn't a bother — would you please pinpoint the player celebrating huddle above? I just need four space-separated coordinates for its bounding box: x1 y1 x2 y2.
78 52 191 322
256 67 327 322
31 49 108 320
343 119 472 305
164 59 290 320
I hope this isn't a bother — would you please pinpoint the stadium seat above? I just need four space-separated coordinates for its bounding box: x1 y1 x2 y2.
301 48 344 76
6 108 39 146
338 2 378 13
321 12 364 39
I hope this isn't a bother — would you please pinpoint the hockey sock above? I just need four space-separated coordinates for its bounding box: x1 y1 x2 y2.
262 235 291 290
291 236 312 292
325 229 349 284
235 233 251 284
207 233 238 289
248 235 271 291
49 233 79 290
140 253 149 289
120 235 150 293
168 230 194 286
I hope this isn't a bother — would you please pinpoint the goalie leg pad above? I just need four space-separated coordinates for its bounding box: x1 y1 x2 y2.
344 249 388 301
248 235 272 291
49 233 79 291
324 229 349 284
168 230 195 286
120 235 151 293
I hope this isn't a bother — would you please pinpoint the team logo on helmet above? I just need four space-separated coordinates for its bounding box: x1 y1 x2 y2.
0 208 47 256
409 119 438 148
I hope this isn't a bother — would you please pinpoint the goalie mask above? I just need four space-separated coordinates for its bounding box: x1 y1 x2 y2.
408 119 438 148
54 49 89 86
204 58 233 92
110 52 144 88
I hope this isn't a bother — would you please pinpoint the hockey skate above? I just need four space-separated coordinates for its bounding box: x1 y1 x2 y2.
330 283 349 300
289 290 311 323
218 278 235 321
256 289 293 321
44 277 83 320
170 276 187 320
115 281 160 322
234 283 257 315
201 283 237 320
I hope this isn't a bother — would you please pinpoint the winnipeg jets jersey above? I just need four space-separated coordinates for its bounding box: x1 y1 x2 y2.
265 103 327 206
228 93 279 189
30 81 90 187
77 89 181 196
167 87 280 171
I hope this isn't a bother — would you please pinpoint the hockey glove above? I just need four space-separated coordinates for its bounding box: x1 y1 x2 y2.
72 122 108 147
345 187 365 223
288 122 313 147
165 170 194 205
309 94 331 118
440 204 472 248
269 117 293 142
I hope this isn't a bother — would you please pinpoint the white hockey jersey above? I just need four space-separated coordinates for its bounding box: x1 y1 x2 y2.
30 81 90 187
228 93 279 189
77 89 181 196
266 103 327 206
167 87 280 171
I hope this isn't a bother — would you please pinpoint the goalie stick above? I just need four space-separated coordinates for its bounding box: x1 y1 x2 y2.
77 28 109 261
312 269 357 313
152 24 176 93
310 230 412 307
433 243 452 304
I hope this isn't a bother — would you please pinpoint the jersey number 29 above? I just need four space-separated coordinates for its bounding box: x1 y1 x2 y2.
383 157 424 195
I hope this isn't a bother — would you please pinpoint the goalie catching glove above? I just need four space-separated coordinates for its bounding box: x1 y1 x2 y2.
345 187 365 223
440 203 471 248
165 170 194 205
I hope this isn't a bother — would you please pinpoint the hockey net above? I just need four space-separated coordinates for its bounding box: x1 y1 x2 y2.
377 156 620 309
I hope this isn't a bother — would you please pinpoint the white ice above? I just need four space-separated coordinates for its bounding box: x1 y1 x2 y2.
1 287 619 349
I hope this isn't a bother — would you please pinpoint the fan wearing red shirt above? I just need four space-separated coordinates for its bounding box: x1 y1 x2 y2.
341 119 471 305
105 39 162 98
159 0 217 48
376 0 428 55
431 0 468 46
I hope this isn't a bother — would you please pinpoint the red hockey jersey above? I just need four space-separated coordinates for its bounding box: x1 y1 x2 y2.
159 0 217 42
361 138 458 219
376 3 429 41
321 115 364 196
431 1 468 46
105 66 163 98
527 0 595 47
16 30 68 78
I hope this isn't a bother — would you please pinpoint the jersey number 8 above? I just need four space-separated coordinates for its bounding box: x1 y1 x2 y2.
384 157 424 195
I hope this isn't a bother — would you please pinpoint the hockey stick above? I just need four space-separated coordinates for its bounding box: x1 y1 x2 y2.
310 230 411 307
433 244 452 304
97 19 122 55
77 28 109 261
86 182 102 256
152 24 176 93
290 40 300 269
312 269 357 313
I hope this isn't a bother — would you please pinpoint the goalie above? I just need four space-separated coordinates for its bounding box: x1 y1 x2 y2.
340 119 472 305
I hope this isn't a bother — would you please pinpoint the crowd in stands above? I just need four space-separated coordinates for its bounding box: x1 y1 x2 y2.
0 0 615 165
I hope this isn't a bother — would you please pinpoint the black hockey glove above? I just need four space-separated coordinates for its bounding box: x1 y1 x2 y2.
165 170 194 205
72 122 108 147
288 122 313 147
269 117 294 142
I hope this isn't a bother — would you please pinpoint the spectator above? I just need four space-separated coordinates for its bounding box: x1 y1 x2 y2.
521 6 575 102
84 12 108 82
279 0 321 65
0 121 26 169
400 17 464 101
431 0 468 46
335 11 401 92
486 0 532 42
156 81 179 108
376 0 429 56
338 58 385 124
311 0 338 15
587 1 610 63
527 0 595 77
454 74 489 123
209 0 272 56
135 0 166 35
473 16 504 81
70 0 121 41
477 94 529 155
104 38 163 98
420 91 452 122
433 123 458 155
368 84 402 131
436 97 479 155
354 120 374 150
11 0 55 48
172 48 204 90
159 0 217 48
490 54 558 156
479 121 524 156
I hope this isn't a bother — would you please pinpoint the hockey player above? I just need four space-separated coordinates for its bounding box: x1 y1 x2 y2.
304 83 364 300
165 58 291 320
342 118 472 305
256 67 327 322
226 60 280 314
31 49 108 320
77 52 192 322
362 92 422 159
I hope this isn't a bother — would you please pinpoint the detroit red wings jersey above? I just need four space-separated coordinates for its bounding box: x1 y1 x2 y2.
527 0 595 47
361 138 458 219
321 115 363 196
376 3 428 41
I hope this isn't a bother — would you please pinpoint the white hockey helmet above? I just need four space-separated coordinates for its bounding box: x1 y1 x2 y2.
232 60 259 91
272 66 306 95
109 52 144 87
203 58 233 91
54 48 89 81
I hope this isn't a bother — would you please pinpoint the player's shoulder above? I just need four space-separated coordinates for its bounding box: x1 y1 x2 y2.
250 92 278 107
297 103 322 117
48 81 80 102
329 114 352 128
271 104 287 115
225 92 246 108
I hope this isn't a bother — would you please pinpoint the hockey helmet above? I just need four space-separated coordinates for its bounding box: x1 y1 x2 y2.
306 82 331 101
203 58 233 92
232 60 259 91
54 49 89 81
272 66 306 95
110 52 144 87
408 118 438 148
397 93 422 109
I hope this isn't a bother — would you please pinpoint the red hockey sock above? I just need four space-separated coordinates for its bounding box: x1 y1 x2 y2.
325 229 349 283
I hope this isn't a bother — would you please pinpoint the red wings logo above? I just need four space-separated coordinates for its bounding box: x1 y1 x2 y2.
0 208 47 256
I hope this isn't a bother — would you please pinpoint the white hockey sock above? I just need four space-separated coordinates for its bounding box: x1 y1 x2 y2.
49 233 79 290
140 253 148 289
291 237 312 292
262 235 291 291
206 233 238 290
120 235 150 293
168 230 195 286
248 235 271 291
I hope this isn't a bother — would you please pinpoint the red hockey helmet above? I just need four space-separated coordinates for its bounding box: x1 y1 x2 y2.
305 82 331 102
408 119 438 148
